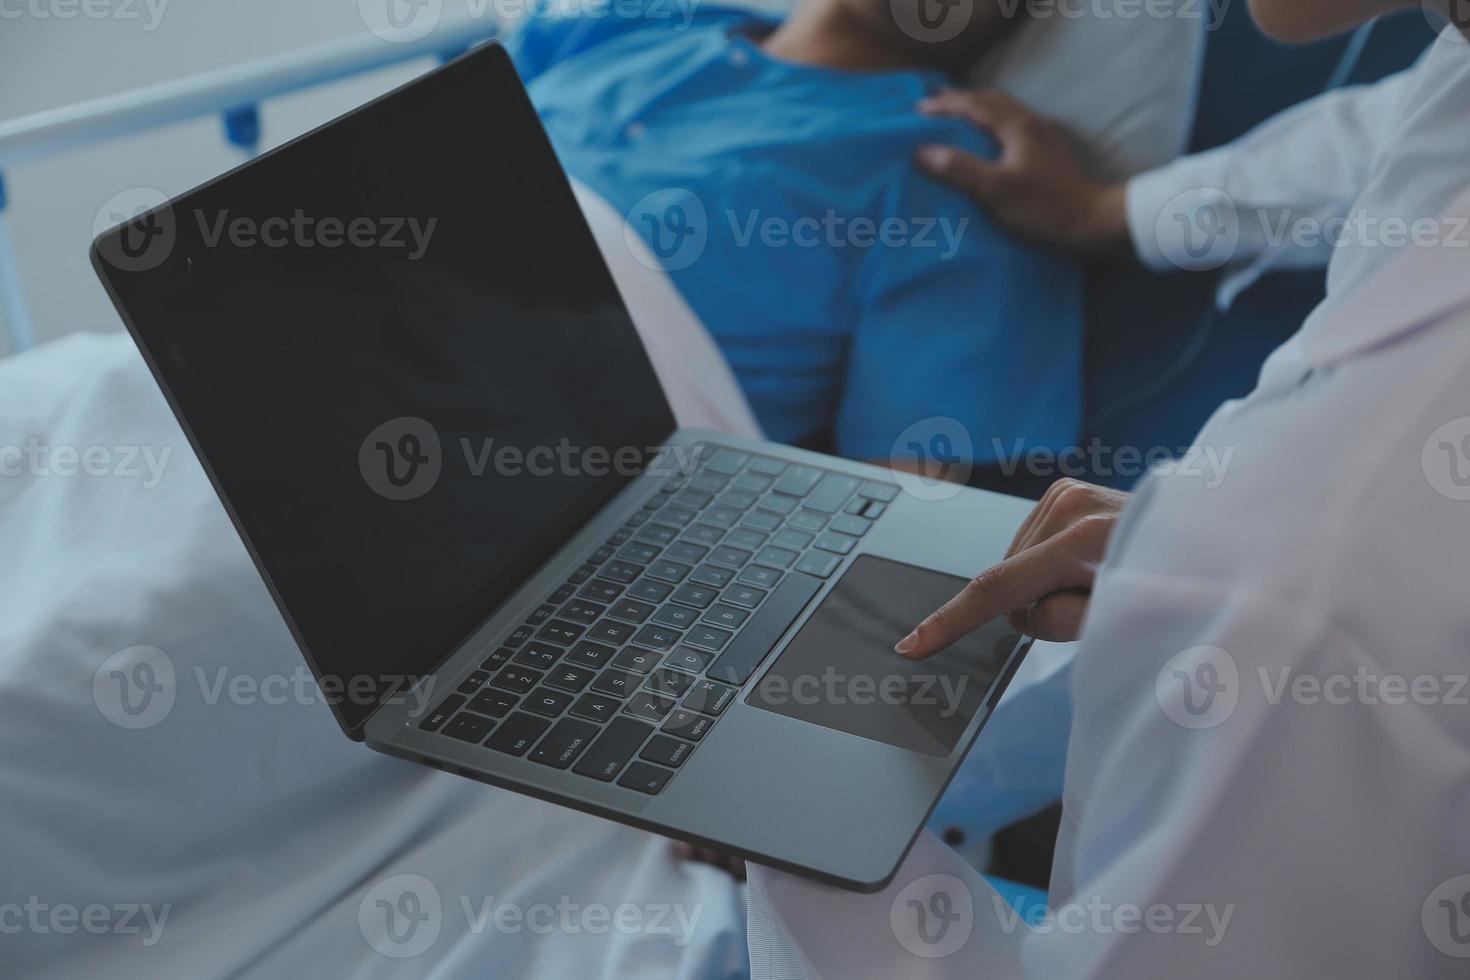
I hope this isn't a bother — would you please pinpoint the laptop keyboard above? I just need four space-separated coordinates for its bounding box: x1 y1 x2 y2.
417 445 899 795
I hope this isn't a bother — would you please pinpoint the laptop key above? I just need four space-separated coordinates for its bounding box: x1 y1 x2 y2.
758 493 798 516
666 542 709 564
640 734 695 768
618 761 674 795
684 625 733 652
861 501 887 519
772 528 814 550
689 472 729 494
772 465 823 497
657 505 697 528
794 551 842 578
829 514 872 537
559 599 605 626
645 668 698 699
719 489 759 510
618 541 661 564
814 531 858 556
709 546 752 569
627 579 674 603
624 691 678 723
545 664 596 693
419 694 464 732
626 511 649 527
481 648 513 671
607 528 633 547
444 712 494 744
647 560 693 584
526 603 556 626
592 667 642 698
579 579 624 603
573 717 654 781
550 584 577 604
613 647 663 674
457 670 490 695
683 523 724 547
788 511 828 533
588 545 614 565
570 693 622 725
805 474 861 514
754 546 799 569
568 564 595 585
703 505 743 528
702 604 750 630
652 604 700 629
536 619 584 645
663 709 714 741
566 640 616 669
722 584 768 609
748 456 788 476
636 523 678 545
724 528 767 550
741 510 782 532
468 688 519 718
858 481 900 503
736 565 782 589
708 572 822 685
505 624 534 648
671 583 718 609
601 560 643 584
485 712 550 756
513 643 561 670
689 563 734 588
684 679 737 716
529 717 600 769
524 686 574 717
666 646 714 674
704 449 751 475
732 472 773 493
607 598 657 624
587 619 636 646
632 625 683 651
671 488 714 511
490 665 542 695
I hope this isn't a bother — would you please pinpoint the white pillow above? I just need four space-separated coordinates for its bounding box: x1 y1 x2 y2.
961 6 1205 181
728 0 1204 182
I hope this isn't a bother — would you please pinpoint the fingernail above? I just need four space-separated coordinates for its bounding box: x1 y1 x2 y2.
895 630 920 655
915 146 947 171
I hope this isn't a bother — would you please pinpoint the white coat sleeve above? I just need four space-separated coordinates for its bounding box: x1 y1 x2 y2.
1125 63 1418 299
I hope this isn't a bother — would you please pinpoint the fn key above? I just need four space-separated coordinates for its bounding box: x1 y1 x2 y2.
574 717 655 781
618 761 674 795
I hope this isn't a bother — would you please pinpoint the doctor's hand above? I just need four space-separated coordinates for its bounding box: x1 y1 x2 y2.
896 479 1129 656
915 89 1131 257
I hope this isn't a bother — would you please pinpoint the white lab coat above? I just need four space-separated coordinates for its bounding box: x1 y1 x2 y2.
746 29 1470 980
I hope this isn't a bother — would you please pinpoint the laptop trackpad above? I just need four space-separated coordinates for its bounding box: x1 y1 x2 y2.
745 555 1020 757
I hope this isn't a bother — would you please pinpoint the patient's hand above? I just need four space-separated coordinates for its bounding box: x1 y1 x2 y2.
897 479 1130 655
914 89 1130 258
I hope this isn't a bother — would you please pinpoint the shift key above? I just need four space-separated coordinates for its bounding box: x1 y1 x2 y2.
573 717 655 782
708 572 822 685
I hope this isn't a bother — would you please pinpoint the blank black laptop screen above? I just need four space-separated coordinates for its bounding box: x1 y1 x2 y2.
92 45 676 737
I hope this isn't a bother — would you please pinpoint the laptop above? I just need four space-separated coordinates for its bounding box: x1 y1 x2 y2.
91 42 1033 892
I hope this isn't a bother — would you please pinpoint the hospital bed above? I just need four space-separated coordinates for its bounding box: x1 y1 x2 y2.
0 7 1430 976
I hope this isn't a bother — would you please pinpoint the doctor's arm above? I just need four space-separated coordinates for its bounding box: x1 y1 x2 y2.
914 65 1417 274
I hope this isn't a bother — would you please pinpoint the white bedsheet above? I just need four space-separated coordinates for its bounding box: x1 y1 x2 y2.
0 182 758 977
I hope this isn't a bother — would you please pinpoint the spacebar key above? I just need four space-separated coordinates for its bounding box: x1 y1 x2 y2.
707 572 822 686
